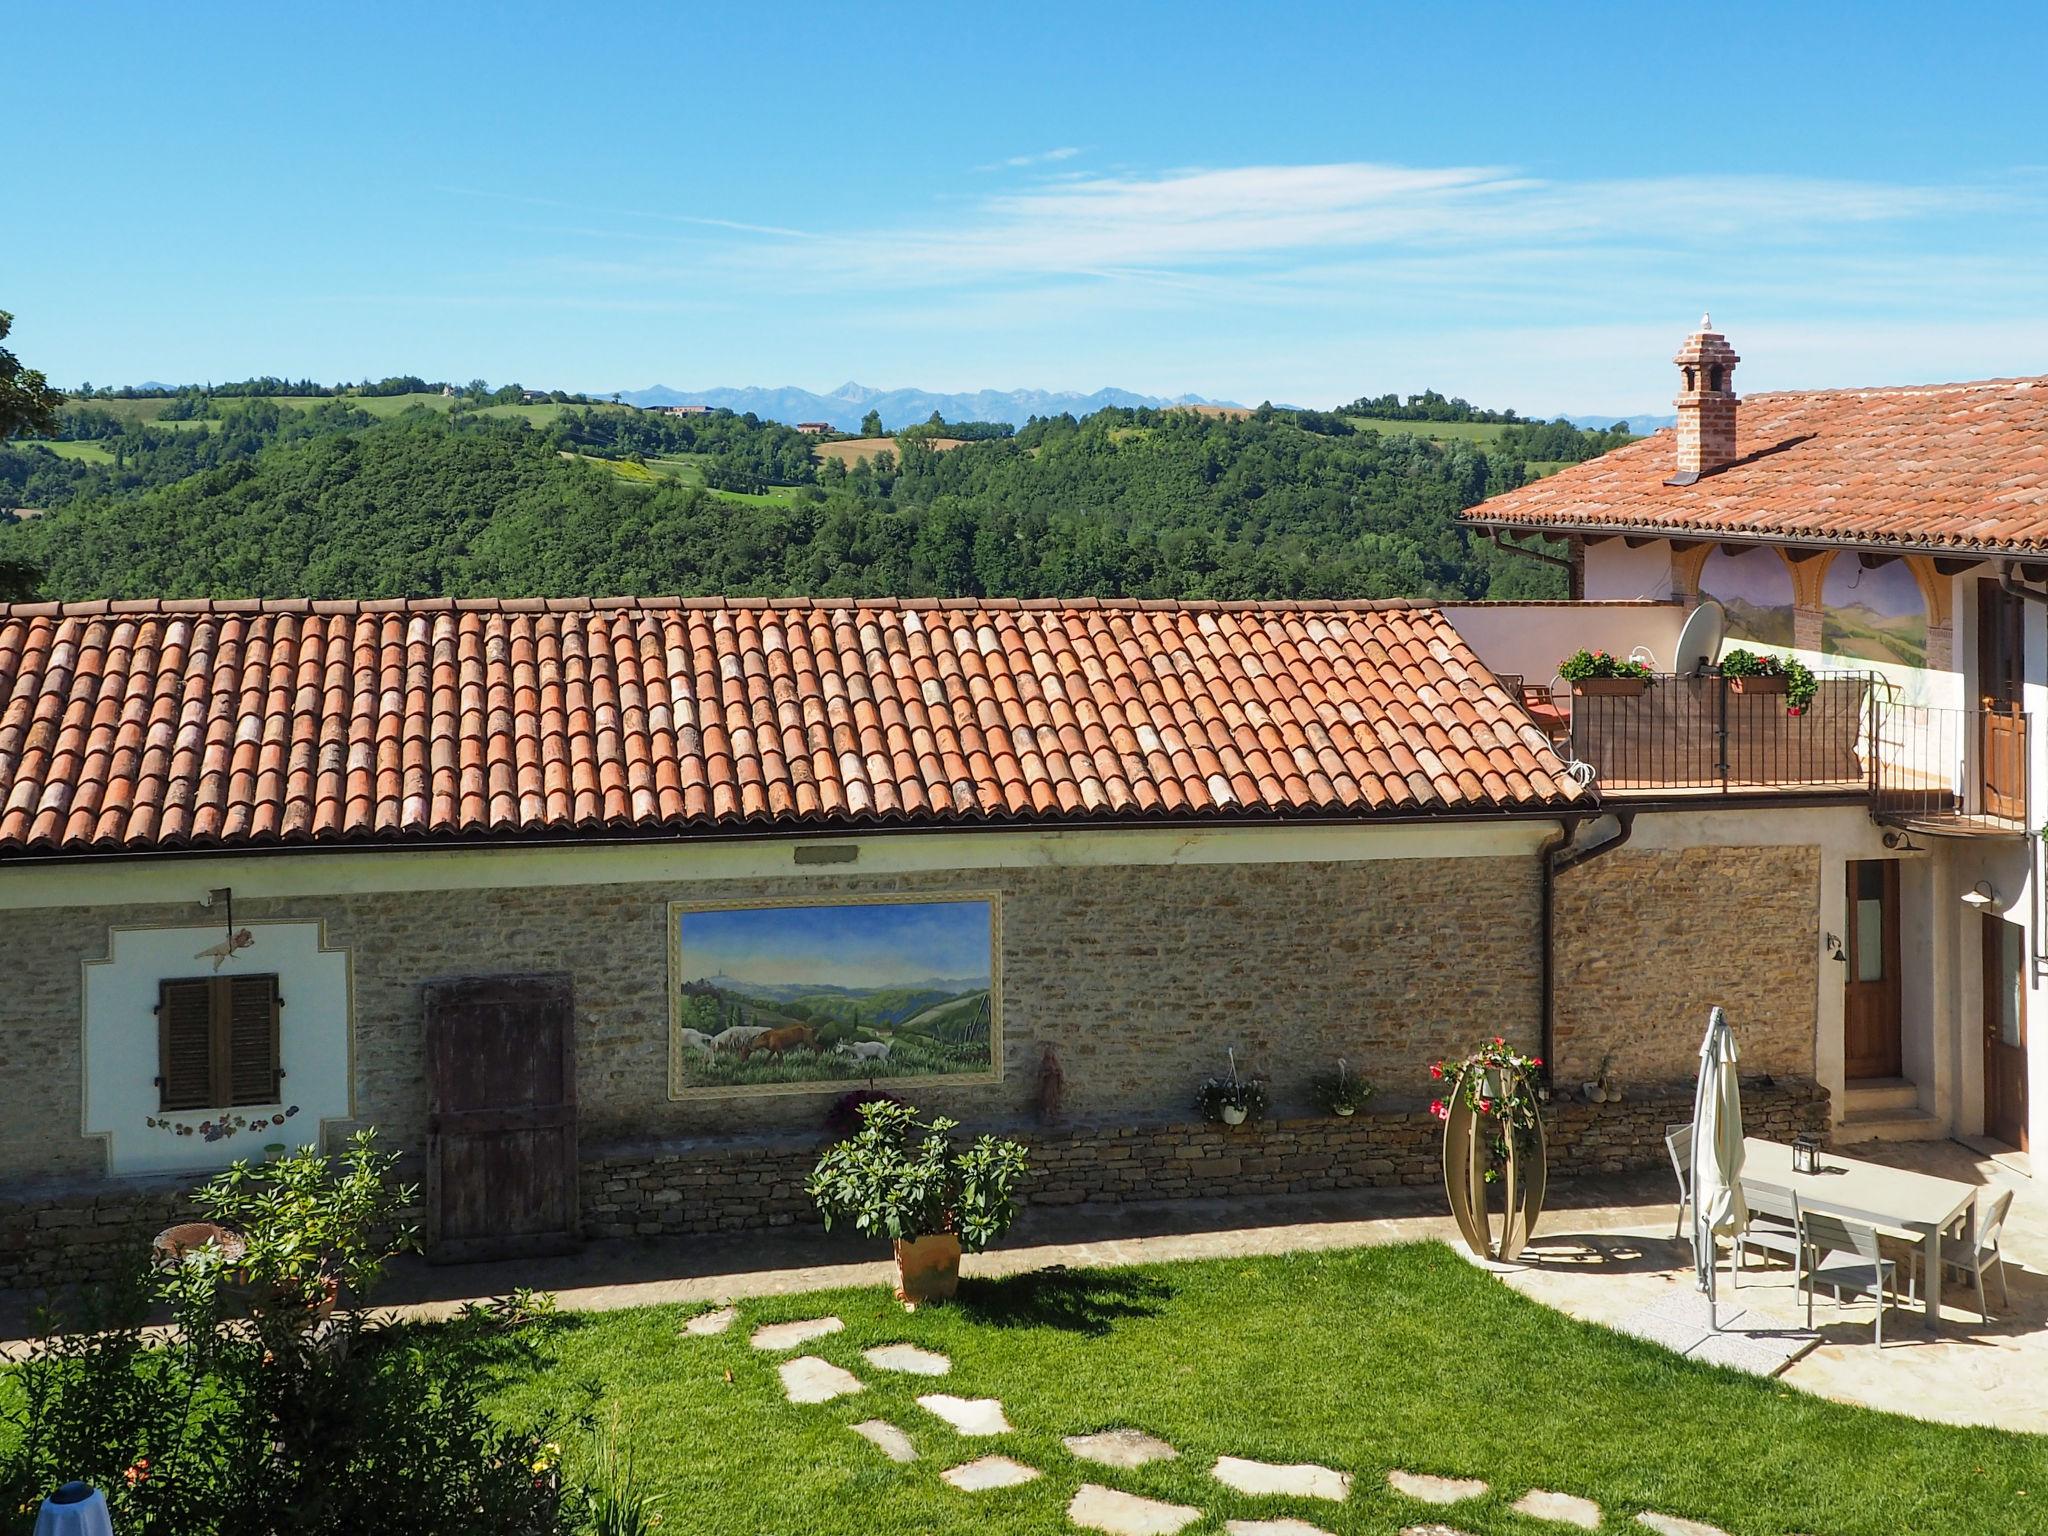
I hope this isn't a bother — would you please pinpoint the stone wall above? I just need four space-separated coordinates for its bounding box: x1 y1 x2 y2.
579 1079 1828 1240
2 1080 1829 1288
1 854 1545 1180
1552 845 1820 1088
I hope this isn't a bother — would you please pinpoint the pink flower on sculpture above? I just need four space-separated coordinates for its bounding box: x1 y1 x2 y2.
1429 1098 1447 1120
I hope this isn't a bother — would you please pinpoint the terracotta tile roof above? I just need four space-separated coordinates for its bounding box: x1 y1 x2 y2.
1468 376 2048 553
0 596 1580 858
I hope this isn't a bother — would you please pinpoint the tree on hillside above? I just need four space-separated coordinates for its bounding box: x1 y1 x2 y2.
0 309 62 598
860 408 883 437
0 311 62 441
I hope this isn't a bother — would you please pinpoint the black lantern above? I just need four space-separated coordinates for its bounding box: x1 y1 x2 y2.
1791 1135 1820 1175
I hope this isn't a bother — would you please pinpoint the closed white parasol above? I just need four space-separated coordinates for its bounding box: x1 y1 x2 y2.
1690 1005 1748 1330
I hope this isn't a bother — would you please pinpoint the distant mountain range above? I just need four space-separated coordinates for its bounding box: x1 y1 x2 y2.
612 381 1249 432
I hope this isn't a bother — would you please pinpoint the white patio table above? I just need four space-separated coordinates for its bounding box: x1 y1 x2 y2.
1739 1136 1978 1330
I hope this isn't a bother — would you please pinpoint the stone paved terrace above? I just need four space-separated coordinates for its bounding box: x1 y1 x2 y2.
5 1141 2038 1430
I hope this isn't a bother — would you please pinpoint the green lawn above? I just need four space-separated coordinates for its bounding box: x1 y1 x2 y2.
483 1242 2043 1536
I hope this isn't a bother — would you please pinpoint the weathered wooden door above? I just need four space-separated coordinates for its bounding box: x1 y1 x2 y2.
1842 859 1903 1080
1978 578 2027 821
423 974 580 1262
1983 915 2030 1150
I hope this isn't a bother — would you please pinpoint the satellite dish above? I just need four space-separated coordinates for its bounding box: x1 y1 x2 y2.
1673 600 1725 677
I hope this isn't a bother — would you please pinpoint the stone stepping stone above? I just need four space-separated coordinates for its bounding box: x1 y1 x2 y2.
1637 1515 1732 1536
751 1316 843 1351
1225 1521 1335 1536
1064 1428 1178 1468
778 1355 863 1404
1213 1456 1352 1503
850 1419 917 1463
864 1342 952 1376
942 1455 1042 1491
1514 1489 1602 1529
1398 1527 1475 1536
917 1393 1012 1435
1388 1469 1489 1505
1068 1483 1202 1536
682 1305 736 1336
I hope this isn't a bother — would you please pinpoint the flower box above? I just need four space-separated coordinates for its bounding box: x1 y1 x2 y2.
1728 673 1788 695
1570 677 1649 697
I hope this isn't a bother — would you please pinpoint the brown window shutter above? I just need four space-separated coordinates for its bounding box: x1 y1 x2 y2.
158 979 215 1111
224 974 282 1106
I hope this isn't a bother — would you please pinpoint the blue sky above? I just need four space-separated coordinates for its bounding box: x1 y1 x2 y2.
8 2 2048 415
679 901 992 990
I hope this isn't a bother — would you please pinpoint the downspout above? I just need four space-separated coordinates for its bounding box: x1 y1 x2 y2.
1540 811 1637 1089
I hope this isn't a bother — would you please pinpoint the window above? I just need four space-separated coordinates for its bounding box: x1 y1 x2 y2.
156 974 282 1111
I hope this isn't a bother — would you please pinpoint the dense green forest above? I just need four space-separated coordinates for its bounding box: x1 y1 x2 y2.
0 388 1607 603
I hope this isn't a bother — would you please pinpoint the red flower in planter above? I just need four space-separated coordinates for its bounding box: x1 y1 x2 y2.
1429 1098 1448 1120
1429 1062 1445 1080
1477 1098 1494 1114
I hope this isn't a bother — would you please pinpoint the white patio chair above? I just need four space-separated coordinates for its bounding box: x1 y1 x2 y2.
1665 1123 1692 1239
1936 1186 2015 1321
1795 1197 1908 1346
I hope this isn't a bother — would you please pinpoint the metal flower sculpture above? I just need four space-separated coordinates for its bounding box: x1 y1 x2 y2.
1431 1039 1548 1262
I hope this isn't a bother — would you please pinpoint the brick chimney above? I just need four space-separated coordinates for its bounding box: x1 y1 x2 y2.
1668 314 1740 484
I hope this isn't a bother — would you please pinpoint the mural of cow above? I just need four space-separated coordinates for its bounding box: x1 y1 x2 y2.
712 1025 770 1052
737 1024 818 1061
675 1027 716 1053
837 1039 892 1063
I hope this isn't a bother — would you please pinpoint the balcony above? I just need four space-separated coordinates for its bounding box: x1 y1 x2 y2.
1559 672 1873 799
1872 702 2032 837
1537 674 2031 833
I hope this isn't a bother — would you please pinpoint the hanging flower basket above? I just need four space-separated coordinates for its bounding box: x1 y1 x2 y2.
1728 672 1787 695
1570 676 1649 697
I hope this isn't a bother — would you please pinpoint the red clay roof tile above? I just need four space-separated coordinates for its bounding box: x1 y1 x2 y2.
1469 376 2048 552
0 597 1578 857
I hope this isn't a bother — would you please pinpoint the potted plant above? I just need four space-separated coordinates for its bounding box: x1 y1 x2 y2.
1195 1048 1268 1125
1308 1058 1373 1117
1557 648 1655 697
805 1099 1028 1307
1718 647 1817 714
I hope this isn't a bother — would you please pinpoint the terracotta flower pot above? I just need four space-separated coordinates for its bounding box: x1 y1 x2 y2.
893 1232 962 1307
1729 673 1787 695
1570 677 1648 697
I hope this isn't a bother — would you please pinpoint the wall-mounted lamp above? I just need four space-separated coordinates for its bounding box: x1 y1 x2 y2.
1823 933 1846 965
1881 830 1925 853
1961 880 1999 910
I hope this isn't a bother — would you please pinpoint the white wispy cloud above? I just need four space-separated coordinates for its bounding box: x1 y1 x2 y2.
984 146 1083 170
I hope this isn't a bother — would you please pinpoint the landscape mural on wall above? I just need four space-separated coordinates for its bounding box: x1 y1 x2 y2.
1822 557 1928 668
668 896 999 1096
1698 546 1795 648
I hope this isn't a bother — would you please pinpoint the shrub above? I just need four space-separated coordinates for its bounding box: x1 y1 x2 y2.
0 1131 582 1536
825 1087 906 1138
806 1099 1028 1252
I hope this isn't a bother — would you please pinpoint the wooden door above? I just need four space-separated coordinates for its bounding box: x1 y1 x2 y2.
1978 578 2027 821
1983 915 2030 1149
1843 859 1903 1080
424 974 580 1262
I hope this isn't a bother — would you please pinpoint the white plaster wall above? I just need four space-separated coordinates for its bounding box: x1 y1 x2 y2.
1439 601 1684 685
0 821 1563 914
82 921 353 1175
1583 541 1682 602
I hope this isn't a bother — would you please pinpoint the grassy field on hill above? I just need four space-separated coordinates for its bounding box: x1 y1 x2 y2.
1345 415 1517 444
